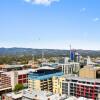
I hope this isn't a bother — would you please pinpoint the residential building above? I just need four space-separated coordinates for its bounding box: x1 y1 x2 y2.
0 72 12 97
2 70 28 90
52 76 65 95
62 76 100 100
28 66 64 92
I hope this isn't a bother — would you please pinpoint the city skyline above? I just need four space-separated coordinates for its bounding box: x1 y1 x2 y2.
0 0 100 50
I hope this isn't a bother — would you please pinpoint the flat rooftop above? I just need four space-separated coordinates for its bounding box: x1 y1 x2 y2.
1 70 29 76
4 89 67 100
3 65 24 69
22 89 67 100
4 91 23 99
28 67 63 80
63 75 100 84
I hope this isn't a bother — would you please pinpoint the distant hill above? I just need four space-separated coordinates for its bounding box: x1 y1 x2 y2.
0 48 100 57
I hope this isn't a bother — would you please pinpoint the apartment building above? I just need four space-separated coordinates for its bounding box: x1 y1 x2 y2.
0 72 12 97
52 76 65 95
28 66 64 92
2 70 28 90
62 76 100 100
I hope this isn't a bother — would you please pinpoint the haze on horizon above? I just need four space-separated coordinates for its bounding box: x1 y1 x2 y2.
0 0 100 50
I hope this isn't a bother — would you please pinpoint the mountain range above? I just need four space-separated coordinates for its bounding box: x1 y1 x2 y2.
0 48 100 57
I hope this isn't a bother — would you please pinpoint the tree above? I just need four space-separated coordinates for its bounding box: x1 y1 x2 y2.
14 84 24 92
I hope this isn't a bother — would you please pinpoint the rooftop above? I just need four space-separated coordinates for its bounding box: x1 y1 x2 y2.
28 67 63 80
22 89 67 100
4 91 23 99
3 65 24 68
3 89 67 100
63 75 100 84
1 70 29 76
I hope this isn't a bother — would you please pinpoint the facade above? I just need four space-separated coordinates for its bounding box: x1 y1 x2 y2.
2 70 28 90
28 67 64 92
0 72 12 98
62 76 100 100
52 76 65 95
0 73 12 93
17 70 28 88
59 62 80 75
79 65 100 79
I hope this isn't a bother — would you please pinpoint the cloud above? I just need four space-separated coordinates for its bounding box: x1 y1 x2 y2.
24 0 59 6
80 8 86 12
93 17 99 22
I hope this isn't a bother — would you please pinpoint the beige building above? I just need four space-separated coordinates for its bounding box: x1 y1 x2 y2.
28 67 64 93
79 65 100 79
52 76 65 95
0 73 12 90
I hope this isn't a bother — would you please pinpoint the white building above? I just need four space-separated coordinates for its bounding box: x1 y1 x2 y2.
59 62 80 75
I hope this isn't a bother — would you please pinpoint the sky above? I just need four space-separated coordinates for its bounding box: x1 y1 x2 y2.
0 0 100 50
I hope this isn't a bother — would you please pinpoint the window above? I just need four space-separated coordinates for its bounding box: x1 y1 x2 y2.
18 80 22 84
18 75 22 79
23 79 27 83
23 74 27 78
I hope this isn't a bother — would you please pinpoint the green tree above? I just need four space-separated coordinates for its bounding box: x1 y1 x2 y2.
14 84 24 92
